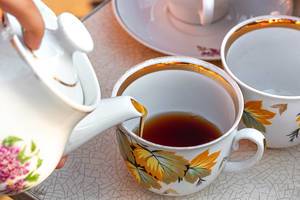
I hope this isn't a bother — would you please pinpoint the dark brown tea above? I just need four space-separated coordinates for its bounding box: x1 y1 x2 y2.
137 112 222 147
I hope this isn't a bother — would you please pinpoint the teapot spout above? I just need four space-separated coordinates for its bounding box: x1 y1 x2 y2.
65 96 144 154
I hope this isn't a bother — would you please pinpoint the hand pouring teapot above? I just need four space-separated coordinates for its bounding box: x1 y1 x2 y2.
0 1 143 194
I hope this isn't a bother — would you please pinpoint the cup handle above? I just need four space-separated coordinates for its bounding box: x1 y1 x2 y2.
223 128 265 172
199 0 215 25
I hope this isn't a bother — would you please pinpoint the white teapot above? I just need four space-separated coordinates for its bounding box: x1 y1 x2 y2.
0 1 143 194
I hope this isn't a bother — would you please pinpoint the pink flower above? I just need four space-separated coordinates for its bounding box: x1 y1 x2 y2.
196 45 220 57
0 146 30 183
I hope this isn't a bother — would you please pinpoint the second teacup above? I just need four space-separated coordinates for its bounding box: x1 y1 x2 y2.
222 15 300 148
112 56 264 196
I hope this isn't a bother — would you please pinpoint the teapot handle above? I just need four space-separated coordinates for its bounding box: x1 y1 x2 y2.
64 96 142 154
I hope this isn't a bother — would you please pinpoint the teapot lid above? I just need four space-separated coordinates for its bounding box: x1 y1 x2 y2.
3 0 94 105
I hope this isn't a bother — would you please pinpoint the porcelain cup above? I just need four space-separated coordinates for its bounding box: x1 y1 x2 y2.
167 0 229 25
221 15 300 148
112 56 265 196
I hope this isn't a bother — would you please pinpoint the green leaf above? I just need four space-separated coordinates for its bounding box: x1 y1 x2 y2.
184 150 220 184
126 161 161 189
37 158 43 169
17 146 31 164
25 171 33 180
133 145 189 184
116 130 135 164
2 136 22 147
184 167 210 183
30 141 37 152
17 146 26 160
242 111 266 133
25 172 40 182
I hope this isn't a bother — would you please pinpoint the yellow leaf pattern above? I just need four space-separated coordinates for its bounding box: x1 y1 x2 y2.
184 150 220 183
297 113 300 125
126 161 161 189
271 103 288 115
133 145 189 184
245 101 276 125
116 130 222 190
243 100 276 132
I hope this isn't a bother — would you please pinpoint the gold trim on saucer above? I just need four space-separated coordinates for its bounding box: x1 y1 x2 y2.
224 18 300 54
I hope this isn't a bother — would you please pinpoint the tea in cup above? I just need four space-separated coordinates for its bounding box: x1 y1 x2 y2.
139 111 222 147
112 56 265 196
167 0 229 25
221 15 300 148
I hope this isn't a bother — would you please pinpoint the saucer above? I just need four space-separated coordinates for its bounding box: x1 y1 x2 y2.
113 0 293 60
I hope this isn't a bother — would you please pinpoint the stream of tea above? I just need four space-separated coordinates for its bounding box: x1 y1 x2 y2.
130 99 148 138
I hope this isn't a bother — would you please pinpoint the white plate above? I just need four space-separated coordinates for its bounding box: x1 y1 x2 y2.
113 0 293 60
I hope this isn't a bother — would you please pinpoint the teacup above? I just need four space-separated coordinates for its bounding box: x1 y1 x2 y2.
167 0 229 25
112 56 265 196
221 15 300 148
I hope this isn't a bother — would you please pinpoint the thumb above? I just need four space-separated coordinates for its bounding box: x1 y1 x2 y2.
0 0 44 50
56 156 68 169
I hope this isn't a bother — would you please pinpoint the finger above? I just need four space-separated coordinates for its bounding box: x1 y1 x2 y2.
0 9 3 21
55 156 68 169
0 0 44 49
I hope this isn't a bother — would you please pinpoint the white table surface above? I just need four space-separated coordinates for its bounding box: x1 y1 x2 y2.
27 2 300 200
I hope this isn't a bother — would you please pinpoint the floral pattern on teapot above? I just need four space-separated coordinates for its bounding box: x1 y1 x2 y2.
116 130 220 190
0 136 43 194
